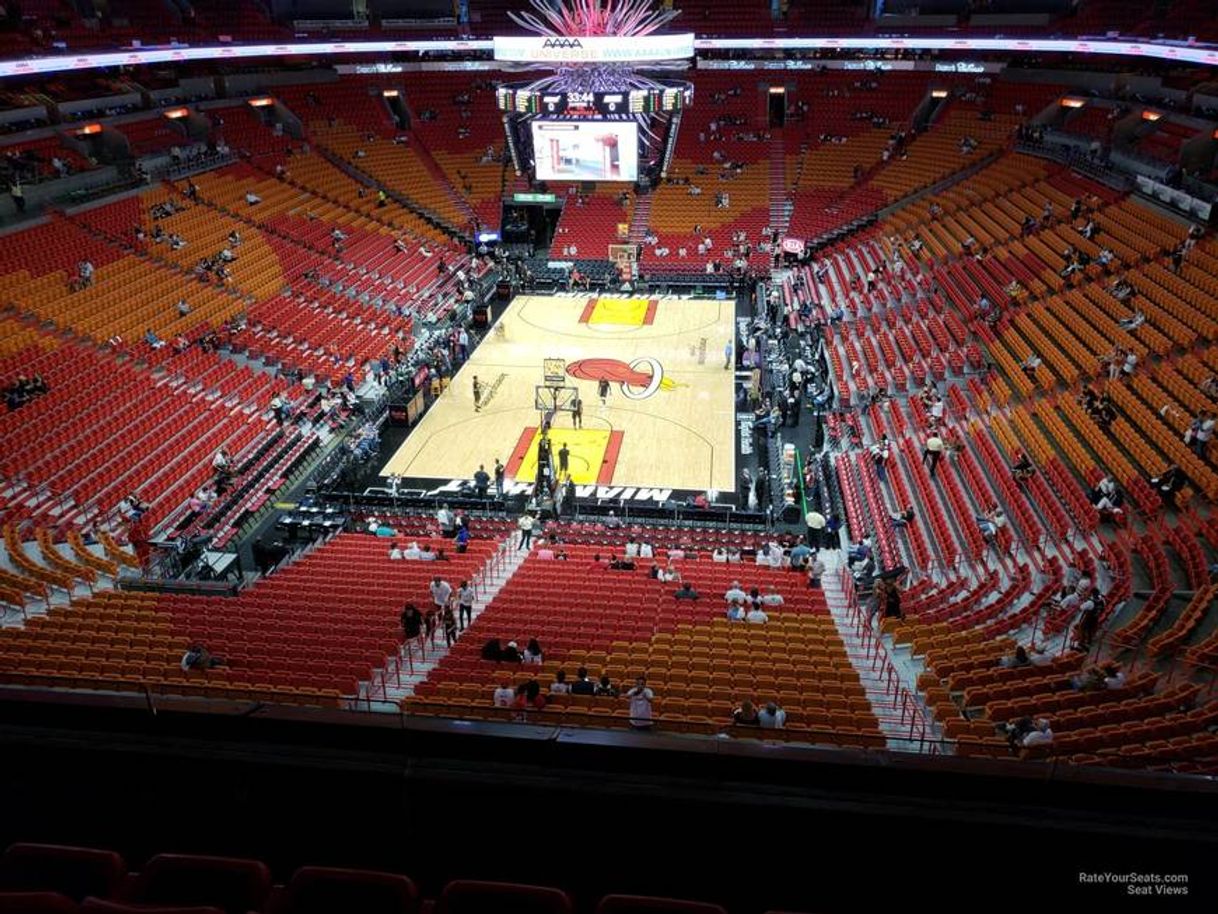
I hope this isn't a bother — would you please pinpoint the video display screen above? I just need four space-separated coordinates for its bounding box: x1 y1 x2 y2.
531 120 638 182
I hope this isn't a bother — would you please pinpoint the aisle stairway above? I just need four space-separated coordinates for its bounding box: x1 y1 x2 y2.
821 554 940 750
627 193 654 245
769 130 791 240
376 538 528 707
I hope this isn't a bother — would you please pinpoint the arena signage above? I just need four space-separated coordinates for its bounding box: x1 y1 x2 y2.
423 477 675 503
2 35 1218 79
492 33 695 63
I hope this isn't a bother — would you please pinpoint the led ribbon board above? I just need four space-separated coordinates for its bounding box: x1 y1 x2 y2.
3 36 1218 78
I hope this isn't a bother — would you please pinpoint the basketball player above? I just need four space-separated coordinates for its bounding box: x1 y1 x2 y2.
558 442 570 475
598 378 611 409
572 393 583 429
472 375 482 412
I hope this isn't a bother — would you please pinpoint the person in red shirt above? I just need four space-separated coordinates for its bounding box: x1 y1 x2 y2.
513 679 546 720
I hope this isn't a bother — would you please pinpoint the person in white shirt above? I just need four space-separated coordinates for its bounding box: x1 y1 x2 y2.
623 539 640 558
1122 349 1138 376
758 702 786 729
761 587 784 607
455 581 475 630
624 676 654 729
807 554 826 589
1020 719 1053 747
724 581 747 604
493 680 515 708
518 512 535 549
551 670 571 694
429 577 452 615
436 504 454 536
746 606 769 624
245 191 261 206
403 541 422 560
713 548 728 563
389 543 404 560
638 542 654 559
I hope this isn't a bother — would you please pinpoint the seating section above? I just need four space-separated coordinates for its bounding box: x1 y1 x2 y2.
0 843 786 914
0 532 501 701
406 543 884 746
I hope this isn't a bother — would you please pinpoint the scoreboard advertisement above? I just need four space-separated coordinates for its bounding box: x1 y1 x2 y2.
531 120 639 182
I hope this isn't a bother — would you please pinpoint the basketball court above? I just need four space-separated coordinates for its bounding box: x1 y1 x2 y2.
381 293 737 493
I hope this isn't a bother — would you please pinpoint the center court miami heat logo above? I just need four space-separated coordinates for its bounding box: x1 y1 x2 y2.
566 357 676 401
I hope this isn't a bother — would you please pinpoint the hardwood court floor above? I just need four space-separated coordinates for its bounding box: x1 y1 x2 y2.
382 293 737 493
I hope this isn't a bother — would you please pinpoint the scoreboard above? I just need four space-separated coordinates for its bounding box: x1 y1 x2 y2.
496 85 690 116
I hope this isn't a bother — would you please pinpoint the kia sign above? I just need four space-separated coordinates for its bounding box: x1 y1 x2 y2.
781 237 806 256
493 34 695 64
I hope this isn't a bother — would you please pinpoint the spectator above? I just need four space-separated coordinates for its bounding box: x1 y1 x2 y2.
442 604 458 647
805 508 826 547
675 582 699 600
493 678 515 708
426 575 451 617
497 640 520 663
1006 717 1053 749
551 670 571 694
807 552 826 589
745 603 769 624
624 676 654 729
1012 451 1035 482
457 580 475 630
181 644 225 671
758 701 786 729
977 505 1007 543
732 700 761 727
436 503 455 537
517 511 535 549
1089 476 1125 522
571 666 596 695
761 586 785 607
595 674 619 698
523 638 544 664
1149 464 1187 509
513 680 546 718
245 191 262 206
726 601 746 622
389 542 404 560
724 580 747 604
999 645 1031 669
923 434 945 477
890 506 915 528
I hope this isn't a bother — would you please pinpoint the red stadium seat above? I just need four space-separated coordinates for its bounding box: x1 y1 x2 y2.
0 892 79 914
596 895 728 914
0 844 126 903
276 866 418 914
435 880 573 914
124 855 270 914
